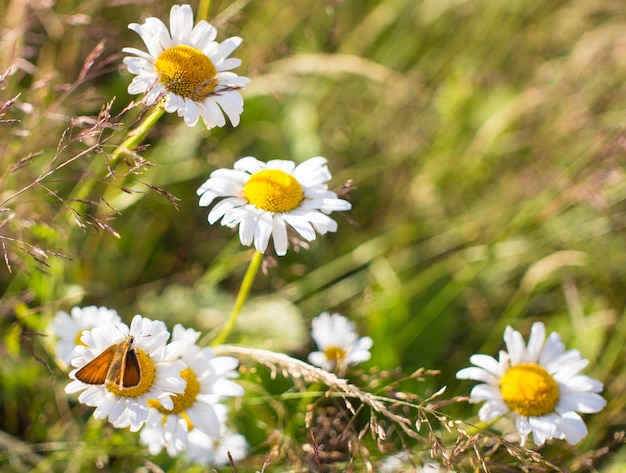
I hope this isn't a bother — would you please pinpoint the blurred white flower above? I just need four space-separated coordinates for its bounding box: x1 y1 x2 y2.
139 325 243 457
379 452 454 473
123 4 249 128
142 401 248 466
308 312 372 371
457 322 606 446
52 305 121 367
65 315 186 432
197 156 351 256
186 409 249 466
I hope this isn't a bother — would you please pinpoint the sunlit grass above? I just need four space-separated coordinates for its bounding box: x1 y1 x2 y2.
1 0 626 471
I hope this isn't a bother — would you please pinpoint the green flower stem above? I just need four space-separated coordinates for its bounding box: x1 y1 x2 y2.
197 0 212 22
109 106 165 165
66 106 165 222
96 106 166 209
211 250 264 346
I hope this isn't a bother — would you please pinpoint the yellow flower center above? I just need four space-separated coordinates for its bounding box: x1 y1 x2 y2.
324 345 345 365
74 330 88 346
243 169 304 213
106 349 155 397
500 363 560 417
147 368 199 424
155 45 217 101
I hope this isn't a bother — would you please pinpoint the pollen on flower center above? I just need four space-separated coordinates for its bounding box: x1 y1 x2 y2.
324 345 344 364
74 330 88 347
500 363 560 417
107 349 156 398
148 368 200 415
155 45 217 101
243 169 304 213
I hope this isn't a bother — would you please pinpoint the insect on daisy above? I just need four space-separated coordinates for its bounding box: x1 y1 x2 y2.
308 312 373 371
456 321 606 447
197 156 352 256
65 315 186 432
51 305 121 367
140 324 244 457
123 4 250 128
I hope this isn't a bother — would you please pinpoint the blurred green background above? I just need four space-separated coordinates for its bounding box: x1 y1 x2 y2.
1 0 626 471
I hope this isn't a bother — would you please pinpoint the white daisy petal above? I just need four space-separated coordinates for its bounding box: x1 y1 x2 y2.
234 156 265 173
122 52 153 69
556 411 588 445
503 326 526 365
217 71 251 86
539 332 566 366
514 416 532 446
547 349 587 376
214 37 243 63
266 159 297 173
478 399 510 422
238 212 258 246
293 157 332 186
213 92 244 127
557 392 607 414
268 215 287 256
282 214 317 241
308 351 327 367
207 197 242 223
455 367 497 384
170 4 194 44
191 21 217 50
128 20 167 58
468 353 505 377
528 414 559 447
218 57 242 71
254 211 274 254
181 99 200 126
198 98 227 128
560 374 604 393
525 321 545 363
469 384 502 403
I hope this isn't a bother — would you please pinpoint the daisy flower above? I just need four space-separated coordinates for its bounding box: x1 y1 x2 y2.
143 402 249 465
65 315 187 432
123 4 250 128
379 453 453 473
139 324 244 457
52 305 121 367
456 322 606 447
187 422 249 466
197 156 352 256
308 312 373 371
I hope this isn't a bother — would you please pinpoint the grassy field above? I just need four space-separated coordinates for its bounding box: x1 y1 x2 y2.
1 0 626 471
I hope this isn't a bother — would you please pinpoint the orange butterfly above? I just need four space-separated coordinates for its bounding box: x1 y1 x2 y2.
75 336 141 388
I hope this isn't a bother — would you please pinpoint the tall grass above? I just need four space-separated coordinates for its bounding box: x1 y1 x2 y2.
1 0 626 471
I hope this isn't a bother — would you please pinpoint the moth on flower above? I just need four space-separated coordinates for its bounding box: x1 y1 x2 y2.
65 315 186 432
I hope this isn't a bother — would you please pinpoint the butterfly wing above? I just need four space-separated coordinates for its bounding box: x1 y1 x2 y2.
121 348 141 388
75 345 115 385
